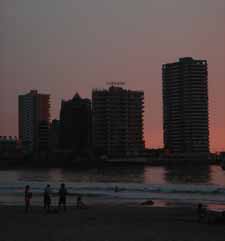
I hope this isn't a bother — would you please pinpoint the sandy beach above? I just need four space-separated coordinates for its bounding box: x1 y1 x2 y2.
0 204 224 241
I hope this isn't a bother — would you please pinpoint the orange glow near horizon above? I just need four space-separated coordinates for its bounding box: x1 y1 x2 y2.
144 127 225 153
0 0 224 152
0 111 224 152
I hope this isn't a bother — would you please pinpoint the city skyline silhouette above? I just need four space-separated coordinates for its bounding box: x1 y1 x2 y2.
1 0 225 152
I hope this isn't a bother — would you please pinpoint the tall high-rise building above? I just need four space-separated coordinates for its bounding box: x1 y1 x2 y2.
19 90 50 153
92 85 145 157
59 94 92 152
162 57 209 155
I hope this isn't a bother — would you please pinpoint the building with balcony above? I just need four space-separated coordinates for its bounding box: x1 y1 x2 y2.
92 86 145 158
162 57 209 157
18 90 50 153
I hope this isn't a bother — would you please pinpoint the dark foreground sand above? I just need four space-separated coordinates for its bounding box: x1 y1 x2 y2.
0 205 224 241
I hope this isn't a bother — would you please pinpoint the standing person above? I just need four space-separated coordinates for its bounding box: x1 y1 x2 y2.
44 184 51 212
58 183 68 211
24 185 32 213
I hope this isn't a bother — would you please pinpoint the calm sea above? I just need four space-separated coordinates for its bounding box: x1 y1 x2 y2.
0 165 225 210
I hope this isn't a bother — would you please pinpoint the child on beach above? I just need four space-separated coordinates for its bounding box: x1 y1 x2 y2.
197 203 207 222
76 194 87 209
24 185 32 213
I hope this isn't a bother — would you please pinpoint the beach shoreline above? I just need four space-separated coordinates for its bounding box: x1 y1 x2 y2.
1 193 225 212
0 204 224 241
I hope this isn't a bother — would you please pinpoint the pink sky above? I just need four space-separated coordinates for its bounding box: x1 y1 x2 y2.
0 0 225 152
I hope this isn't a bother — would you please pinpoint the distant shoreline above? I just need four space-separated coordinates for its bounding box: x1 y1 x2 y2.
0 158 221 170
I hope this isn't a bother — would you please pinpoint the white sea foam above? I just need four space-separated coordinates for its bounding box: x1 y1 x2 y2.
0 181 225 205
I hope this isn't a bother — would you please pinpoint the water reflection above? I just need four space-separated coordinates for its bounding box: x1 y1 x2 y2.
0 170 20 183
18 169 54 182
16 166 145 184
59 166 145 183
144 167 166 184
1 165 225 187
209 165 225 186
47 169 64 182
165 165 210 184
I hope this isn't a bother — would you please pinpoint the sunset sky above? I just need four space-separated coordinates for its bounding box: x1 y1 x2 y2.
1 0 225 152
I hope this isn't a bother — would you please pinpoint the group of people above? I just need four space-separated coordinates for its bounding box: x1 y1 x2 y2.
25 183 86 213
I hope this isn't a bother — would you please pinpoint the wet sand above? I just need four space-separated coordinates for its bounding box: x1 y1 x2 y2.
0 205 224 241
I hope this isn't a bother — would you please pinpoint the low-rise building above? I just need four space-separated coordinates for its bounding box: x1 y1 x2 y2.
0 136 23 160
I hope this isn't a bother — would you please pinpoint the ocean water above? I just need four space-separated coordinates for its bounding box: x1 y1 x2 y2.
0 165 225 210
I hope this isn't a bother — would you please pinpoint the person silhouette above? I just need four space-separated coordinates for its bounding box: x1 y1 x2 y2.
58 183 68 211
24 185 32 213
44 184 51 212
76 194 87 209
197 203 207 222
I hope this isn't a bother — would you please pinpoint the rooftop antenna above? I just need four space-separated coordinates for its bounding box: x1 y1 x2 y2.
106 81 125 86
